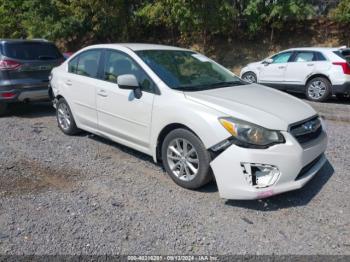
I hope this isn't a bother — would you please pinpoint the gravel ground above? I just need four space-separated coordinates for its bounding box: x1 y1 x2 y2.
0 99 349 256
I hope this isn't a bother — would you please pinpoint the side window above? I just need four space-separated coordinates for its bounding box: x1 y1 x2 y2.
68 56 79 73
76 50 101 78
315 52 327 61
294 52 315 62
103 50 155 93
271 52 293 64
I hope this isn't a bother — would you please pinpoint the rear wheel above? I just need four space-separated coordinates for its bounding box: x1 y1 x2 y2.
242 72 257 83
56 98 80 135
305 77 331 102
0 103 8 116
161 128 212 189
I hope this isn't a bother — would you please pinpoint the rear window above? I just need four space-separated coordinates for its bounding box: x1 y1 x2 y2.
2 42 63 61
334 50 350 63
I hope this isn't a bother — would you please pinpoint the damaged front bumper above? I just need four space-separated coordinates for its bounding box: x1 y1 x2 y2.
210 130 328 200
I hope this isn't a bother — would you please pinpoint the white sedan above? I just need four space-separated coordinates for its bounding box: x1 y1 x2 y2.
50 44 327 200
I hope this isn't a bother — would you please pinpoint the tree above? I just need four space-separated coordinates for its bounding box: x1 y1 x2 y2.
0 0 26 38
20 0 138 48
137 0 237 49
243 0 314 41
330 0 350 23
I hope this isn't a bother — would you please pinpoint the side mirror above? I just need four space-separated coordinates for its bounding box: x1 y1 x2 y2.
117 74 142 99
263 58 273 65
117 74 139 90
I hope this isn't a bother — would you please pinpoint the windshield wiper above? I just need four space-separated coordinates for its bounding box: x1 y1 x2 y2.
176 81 245 91
208 81 245 88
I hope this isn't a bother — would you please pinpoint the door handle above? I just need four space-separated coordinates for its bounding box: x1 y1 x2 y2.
66 80 72 86
307 64 314 67
278 66 285 69
97 89 108 97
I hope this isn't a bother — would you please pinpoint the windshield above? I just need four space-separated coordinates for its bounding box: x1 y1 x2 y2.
136 50 245 91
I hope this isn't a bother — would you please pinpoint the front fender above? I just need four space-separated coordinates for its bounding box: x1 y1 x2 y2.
240 65 260 82
150 93 231 161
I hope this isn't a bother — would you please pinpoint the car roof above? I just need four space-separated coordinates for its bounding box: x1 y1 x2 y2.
284 47 347 52
86 43 190 52
0 39 52 44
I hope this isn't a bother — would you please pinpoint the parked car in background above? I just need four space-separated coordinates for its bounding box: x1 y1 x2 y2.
50 44 327 200
63 52 74 59
240 47 350 102
0 39 64 115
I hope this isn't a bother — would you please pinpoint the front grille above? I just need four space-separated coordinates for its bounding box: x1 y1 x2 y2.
295 154 323 181
289 116 322 144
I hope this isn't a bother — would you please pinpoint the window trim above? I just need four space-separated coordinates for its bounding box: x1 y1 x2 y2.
67 48 104 79
101 48 160 95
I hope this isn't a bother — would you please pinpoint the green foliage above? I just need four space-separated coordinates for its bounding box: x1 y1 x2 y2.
137 0 237 42
0 0 343 49
244 0 315 34
0 0 26 38
330 0 350 23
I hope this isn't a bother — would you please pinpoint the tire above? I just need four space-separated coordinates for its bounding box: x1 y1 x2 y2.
161 128 212 189
305 77 331 102
0 103 8 117
56 98 80 135
242 72 257 83
336 93 349 101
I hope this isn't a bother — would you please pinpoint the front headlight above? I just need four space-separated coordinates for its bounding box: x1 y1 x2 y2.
219 117 284 148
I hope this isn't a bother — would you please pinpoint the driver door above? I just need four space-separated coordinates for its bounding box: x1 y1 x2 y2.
96 50 156 154
259 52 294 86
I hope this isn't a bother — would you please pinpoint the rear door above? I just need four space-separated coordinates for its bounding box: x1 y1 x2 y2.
259 52 293 86
63 49 103 130
1 41 64 87
284 51 330 87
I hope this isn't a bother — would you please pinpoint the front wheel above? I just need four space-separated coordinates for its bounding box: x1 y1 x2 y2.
161 128 212 189
305 77 331 102
242 72 257 83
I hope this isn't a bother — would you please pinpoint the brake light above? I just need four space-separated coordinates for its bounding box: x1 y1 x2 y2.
0 60 22 71
333 62 350 75
1 92 16 99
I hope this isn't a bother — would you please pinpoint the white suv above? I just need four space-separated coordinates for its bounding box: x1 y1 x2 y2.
240 47 350 102
50 44 327 200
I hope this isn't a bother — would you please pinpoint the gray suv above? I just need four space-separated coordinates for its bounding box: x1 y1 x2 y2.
0 39 64 115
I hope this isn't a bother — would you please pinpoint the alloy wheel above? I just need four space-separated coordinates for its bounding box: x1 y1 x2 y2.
308 80 326 100
57 103 71 130
243 73 257 83
167 138 199 181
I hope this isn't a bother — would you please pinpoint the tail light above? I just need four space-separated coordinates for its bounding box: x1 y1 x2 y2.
1 92 16 99
333 62 350 75
0 60 22 71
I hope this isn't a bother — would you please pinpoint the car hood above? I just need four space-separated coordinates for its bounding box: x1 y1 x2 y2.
248 61 262 67
184 84 316 131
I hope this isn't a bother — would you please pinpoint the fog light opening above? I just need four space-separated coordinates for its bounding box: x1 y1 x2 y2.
241 163 280 188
